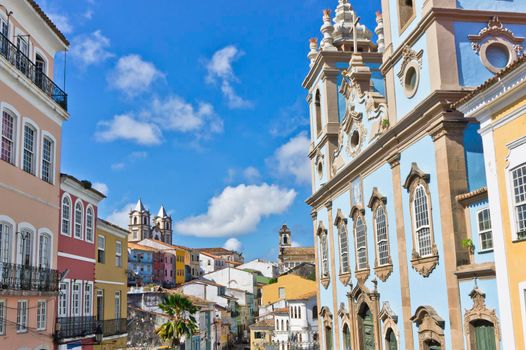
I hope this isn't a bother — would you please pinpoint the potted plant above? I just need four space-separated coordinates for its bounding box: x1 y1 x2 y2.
461 238 475 255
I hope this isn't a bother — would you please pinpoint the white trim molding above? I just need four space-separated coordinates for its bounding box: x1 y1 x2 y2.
94 280 125 286
57 252 95 263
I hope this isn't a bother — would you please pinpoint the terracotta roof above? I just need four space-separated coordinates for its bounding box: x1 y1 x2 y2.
226 260 242 266
250 318 274 329
452 55 526 109
199 251 221 259
272 308 289 315
281 247 315 255
178 279 224 288
196 247 238 255
128 242 158 252
26 0 69 46
163 290 211 307
140 239 186 252
288 290 317 301
456 187 488 205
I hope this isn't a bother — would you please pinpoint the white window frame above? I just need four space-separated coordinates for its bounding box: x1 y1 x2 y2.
337 219 350 274
477 208 493 252
16 300 28 333
16 223 35 267
58 281 69 317
74 200 84 240
114 291 121 319
320 231 329 278
37 300 47 331
115 240 122 267
0 299 5 335
97 235 105 263
505 137 526 241
72 282 81 316
412 184 433 257
86 205 94 243
0 216 15 264
40 131 55 184
21 118 39 176
84 282 93 316
0 105 20 166
37 230 51 269
354 215 368 271
375 205 390 266
61 193 72 237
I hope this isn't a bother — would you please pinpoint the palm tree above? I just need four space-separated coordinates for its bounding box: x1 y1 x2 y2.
156 294 199 348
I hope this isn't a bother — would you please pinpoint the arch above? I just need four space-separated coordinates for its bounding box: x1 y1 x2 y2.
85 205 95 243
464 288 500 350
368 187 393 282
315 90 322 136
74 199 84 240
380 302 400 350
352 208 369 283
317 221 330 288
334 209 350 281
17 222 36 266
350 284 381 350
411 305 445 350
342 322 352 350
0 215 15 264
61 193 72 236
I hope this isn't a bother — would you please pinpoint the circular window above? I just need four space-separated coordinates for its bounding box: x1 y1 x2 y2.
350 130 360 148
317 161 323 178
486 43 510 70
404 65 419 98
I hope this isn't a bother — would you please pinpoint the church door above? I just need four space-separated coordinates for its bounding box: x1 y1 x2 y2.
358 304 375 350
472 320 496 350
386 328 397 350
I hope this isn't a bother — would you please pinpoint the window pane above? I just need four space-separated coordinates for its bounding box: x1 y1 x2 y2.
74 203 83 238
376 206 390 266
22 124 35 174
42 138 53 183
339 223 349 273
356 217 367 270
414 186 432 256
62 197 71 234
0 224 11 263
513 164 526 236
1 111 15 164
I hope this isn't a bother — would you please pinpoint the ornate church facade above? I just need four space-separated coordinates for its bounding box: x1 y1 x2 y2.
305 1 526 349
128 199 173 244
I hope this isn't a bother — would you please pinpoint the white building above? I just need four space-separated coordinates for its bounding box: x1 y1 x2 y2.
238 259 279 278
203 267 257 296
176 279 235 309
199 252 225 275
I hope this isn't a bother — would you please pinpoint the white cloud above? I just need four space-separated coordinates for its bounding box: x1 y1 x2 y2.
108 55 164 97
111 151 148 170
175 183 296 237
267 132 311 185
223 238 242 252
105 202 135 228
92 182 108 195
83 10 94 20
146 96 223 135
48 12 73 34
269 100 309 137
95 114 162 145
243 167 261 183
70 30 113 66
291 240 301 247
206 45 252 109
225 168 236 183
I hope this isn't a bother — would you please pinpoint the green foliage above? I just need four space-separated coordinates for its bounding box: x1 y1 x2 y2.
156 294 199 346
381 119 390 129
80 180 92 189
268 278 278 284
461 238 475 254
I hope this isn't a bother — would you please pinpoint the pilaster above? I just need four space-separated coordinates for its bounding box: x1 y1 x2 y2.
311 209 323 344
325 200 341 350
389 152 415 350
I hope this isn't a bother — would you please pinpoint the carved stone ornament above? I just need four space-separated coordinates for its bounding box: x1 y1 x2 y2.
380 302 400 347
411 306 446 350
320 306 334 329
469 16 524 73
410 249 439 277
349 284 382 348
396 46 423 86
334 210 352 286
403 163 430 191
315 149 325 180
464 288 501 350
374 263 393 282
317 221 331 289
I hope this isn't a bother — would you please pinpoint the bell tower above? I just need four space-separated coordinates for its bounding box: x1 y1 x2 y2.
129 199 150 242
279 224 292 248
154 205 172 244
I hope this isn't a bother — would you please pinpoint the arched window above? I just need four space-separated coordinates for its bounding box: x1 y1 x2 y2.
358 304 376 350
86 207 94 242
143 216 147 225
74 201 84 239
336 212 350 274
41 136 54 183
343 323 351 350
22 123 37 175
38 233 51 268
315 90 322 136
386 328 398 350
413 185 432 257
1 110 17 164
355 215 368 270
18 229 33 266
61 196 71 235
320 230 329 278
0 221 12 264
375 206 389 266
313 306 318 319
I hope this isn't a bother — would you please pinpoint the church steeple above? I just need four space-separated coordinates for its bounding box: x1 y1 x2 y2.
154 205 172 245
279 224 292 248
129 198 150 242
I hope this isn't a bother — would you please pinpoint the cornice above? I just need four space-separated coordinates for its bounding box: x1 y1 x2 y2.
305 90 468 209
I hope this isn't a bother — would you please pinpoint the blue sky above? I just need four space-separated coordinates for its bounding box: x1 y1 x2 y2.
40 0 381 261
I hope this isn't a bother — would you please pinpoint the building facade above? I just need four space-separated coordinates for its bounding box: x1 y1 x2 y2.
457 56 526 350
56 174 105 349
0 0 68 349
277 225 315 274
95 219 128 349
127 243 155 286
136 238 186 286
128 200 172 244
303 1 526 349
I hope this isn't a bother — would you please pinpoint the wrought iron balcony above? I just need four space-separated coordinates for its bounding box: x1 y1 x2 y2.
0 32 68 111
0 263 59 292
100 318 127 337
55 316 98 341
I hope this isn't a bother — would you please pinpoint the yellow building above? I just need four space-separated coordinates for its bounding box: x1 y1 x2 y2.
249 319 274 350
261 274 316 305
457 56 526 349
95 219 129 349
174 247 186 285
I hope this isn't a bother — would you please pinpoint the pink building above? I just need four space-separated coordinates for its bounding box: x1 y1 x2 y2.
0 1 68 349
56 174 105 349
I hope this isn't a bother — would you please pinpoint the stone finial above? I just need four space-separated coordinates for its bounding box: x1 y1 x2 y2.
308 38 319 68
320 9 337 51
375 11 385 53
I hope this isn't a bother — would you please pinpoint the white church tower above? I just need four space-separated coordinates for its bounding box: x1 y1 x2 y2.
129 199 151 242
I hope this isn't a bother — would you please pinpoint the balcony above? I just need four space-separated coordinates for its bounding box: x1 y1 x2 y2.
55 316 97 341
0 32 68 111
0 263 59 292
100 318 127 337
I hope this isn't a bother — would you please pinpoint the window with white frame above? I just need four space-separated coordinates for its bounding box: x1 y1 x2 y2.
511 163 526 239
41 136 54 183
72 282 81 316
477 208 493 251
1 110 16 164
115 291 121 319
18 229 32 267
278 287 285 299
58 282 68 317
84 283 92 315
413 185 433 257
338 220 350 274
321 230 329 278
375 206 390 265
116 241 122 267
0 223 12 264
355 215 368 270
86 207 94 242
74 201 83 239
38 233 51 268
22 123 36 175
62 196 71 235
16 300 27 333
37 300 46 330
0 300 5 335
98 235 105 263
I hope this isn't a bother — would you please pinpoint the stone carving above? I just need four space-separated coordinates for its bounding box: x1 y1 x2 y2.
411 306 446 349
396 46 423 86
463 288 501 350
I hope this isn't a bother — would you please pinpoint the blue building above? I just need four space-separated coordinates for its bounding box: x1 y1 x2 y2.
128 243 155 285
304 1 526 349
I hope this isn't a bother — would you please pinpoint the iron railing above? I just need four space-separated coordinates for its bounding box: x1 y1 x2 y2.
0 32 67 111
100 318 127 337
0 263 59 292
55 316 98 340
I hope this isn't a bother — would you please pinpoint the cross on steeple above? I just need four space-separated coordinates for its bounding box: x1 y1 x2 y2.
352 10 361 54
